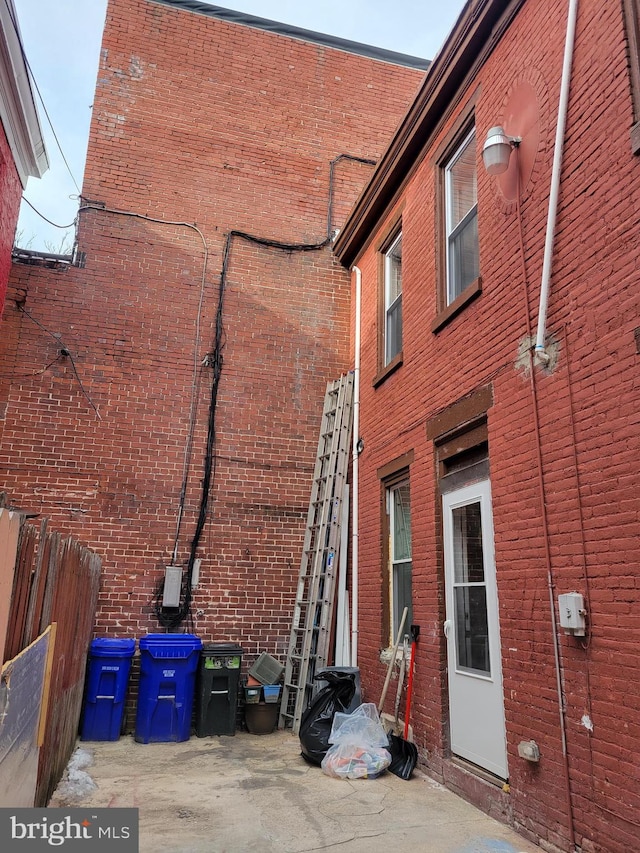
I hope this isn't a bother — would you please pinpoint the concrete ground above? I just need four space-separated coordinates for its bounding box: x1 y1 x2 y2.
49 730 542 853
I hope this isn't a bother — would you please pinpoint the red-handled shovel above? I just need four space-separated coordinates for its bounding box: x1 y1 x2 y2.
403 624 420 740
388 623 419 780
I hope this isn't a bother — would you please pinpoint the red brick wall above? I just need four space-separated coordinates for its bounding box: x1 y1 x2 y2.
0 0 423 666
0 124 22 317
350 1 639 851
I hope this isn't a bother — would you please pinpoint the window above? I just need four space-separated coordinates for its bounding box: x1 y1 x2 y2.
374 213 405 384
445 129 478 304
451 499 490 674
384 231 403 365
622 0 640 154
387 478 413 641
378 452 414 643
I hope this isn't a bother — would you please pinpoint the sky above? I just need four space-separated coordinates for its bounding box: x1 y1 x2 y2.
13 0 467 252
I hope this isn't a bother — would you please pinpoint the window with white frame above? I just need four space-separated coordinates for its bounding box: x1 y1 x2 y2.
445 129 478 304
387 478 412 641
384 231 403 365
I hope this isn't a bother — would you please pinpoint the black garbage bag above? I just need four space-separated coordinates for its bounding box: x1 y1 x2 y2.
299 670 357 766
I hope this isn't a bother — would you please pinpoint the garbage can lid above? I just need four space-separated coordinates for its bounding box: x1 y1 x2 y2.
139 634 202 657
201 642 243 655
90 637 136 657
140 633 201 642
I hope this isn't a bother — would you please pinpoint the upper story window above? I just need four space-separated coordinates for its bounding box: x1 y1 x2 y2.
622 0 640 154
445 129 478 304
384 231 403 365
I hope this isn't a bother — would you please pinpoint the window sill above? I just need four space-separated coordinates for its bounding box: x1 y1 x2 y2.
373 351 403 387
431 277 482 333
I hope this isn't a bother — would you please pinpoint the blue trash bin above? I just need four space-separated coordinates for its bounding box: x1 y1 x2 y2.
135 634 202 743
81 638 136 741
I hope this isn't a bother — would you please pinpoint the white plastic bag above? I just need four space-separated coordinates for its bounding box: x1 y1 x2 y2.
320 703 391 779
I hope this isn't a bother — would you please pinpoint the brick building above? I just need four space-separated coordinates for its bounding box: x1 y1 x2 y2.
334 0 640 850
3 0 640 847
0 0 47 314
0 0 425 656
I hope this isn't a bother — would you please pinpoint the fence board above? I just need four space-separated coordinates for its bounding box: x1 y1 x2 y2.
39 531 61 633
0 508 102 807
4 522 37 662
0 509 21 657
22 518 49 648
35 537 101 806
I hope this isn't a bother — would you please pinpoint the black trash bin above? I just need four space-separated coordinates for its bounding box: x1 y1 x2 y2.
196 642 243 736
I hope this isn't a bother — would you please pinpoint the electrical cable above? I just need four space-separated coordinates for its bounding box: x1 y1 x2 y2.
74 204 209 629
15 302 64 345
153 153 377 627
327 154 376 238
16 304 102 420
78 151 377 629
0 352 64 379
65 350 102 421
78 202 209 565
514 146 576 851
21 196 77 230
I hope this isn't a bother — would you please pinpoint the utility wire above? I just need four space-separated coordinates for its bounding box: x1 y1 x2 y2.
153 153 376 627
78 203 209 564
21 196 77 230
79 152 377 628
65 349 102 420
0 353 64 379
327 154 376 237
16 305 102 420
17 303 65 346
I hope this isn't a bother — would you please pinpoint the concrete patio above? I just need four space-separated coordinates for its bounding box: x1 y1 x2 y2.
49 730 543 853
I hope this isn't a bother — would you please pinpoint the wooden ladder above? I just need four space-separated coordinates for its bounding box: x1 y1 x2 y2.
278 373 354 733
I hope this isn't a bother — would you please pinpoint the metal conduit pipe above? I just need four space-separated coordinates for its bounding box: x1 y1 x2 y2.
351 265 362 666
535 0 579 363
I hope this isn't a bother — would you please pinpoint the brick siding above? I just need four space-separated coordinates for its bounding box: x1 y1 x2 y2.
0 0 423 661
348 1 640 851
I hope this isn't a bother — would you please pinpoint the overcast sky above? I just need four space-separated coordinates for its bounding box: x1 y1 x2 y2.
13 0 467 252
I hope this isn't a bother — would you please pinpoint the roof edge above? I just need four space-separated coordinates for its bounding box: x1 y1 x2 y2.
0 0 48 186
333 0 526 268
147 0 430 69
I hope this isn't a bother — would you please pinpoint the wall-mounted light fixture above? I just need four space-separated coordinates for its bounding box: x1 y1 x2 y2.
482 125 521 175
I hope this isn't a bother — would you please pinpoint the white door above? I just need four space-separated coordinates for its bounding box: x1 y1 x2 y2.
443 480 508 779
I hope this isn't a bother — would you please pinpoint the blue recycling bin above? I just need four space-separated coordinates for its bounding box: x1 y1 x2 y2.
135 633 202 743
81 638 136 741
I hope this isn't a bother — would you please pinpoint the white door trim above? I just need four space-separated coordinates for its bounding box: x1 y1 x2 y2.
443 479 508 779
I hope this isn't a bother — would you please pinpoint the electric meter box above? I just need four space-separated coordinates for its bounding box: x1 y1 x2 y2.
558 592 586 636
162 565 182 607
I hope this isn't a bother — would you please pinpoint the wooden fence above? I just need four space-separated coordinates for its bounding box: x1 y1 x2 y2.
0 497 101 806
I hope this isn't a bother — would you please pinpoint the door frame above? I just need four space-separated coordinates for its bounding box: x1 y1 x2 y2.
442 478 508 779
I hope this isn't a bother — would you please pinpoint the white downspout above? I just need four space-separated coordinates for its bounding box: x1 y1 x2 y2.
534 0 579 363
351 266 362 666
